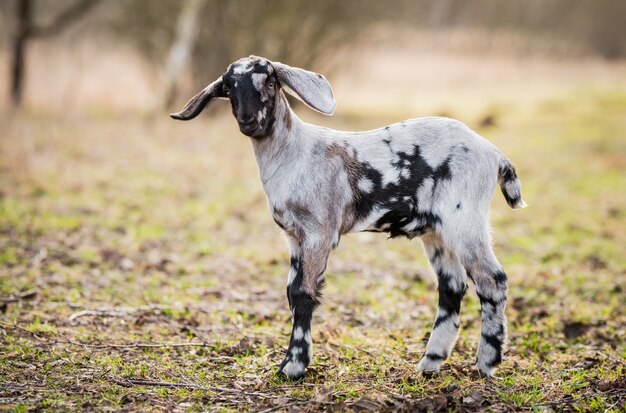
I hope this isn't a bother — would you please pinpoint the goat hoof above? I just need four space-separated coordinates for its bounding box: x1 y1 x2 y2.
417 357 442 374
476 364 496 379
278 358 306 381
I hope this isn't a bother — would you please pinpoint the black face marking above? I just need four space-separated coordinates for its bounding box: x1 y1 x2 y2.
222 58 278 139
351 144 453 238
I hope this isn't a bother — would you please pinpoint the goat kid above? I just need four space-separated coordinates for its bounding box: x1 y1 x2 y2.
171 56 526 380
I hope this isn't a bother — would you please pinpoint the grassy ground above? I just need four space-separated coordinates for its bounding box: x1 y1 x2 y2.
1 87 625 412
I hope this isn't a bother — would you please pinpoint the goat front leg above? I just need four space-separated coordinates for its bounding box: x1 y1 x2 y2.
278 238 330 380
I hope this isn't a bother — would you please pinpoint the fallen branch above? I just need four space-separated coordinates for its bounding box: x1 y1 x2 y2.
108 376 278 400
66 341 214 349
0 383 57 393
0 321 214 349
107 376 342 409
68 304 173 321
0 289 38 303
258 401 308 413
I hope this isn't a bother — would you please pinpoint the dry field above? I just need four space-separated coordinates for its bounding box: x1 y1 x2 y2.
1 49 625 411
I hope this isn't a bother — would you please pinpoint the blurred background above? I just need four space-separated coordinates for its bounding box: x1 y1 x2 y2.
1 2 625 410
1 0 626 113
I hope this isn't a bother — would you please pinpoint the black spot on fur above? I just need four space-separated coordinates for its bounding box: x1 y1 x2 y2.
352 144 453 238
273 217 285 230
456 202 461 209
430 247 444 263
499 162 521 208
481 325 505 367
499 162 517 182
475 271 507 312
433 272 466 329
501 188 519 209
476 292 504 313
425 352 447 361
493 270 508 287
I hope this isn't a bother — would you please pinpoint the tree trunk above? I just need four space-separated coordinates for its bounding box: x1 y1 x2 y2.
9 0 101 107
163 0 207 109
11 0 33 106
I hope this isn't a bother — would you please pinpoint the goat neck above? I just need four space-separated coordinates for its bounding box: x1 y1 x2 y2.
251 91 312 187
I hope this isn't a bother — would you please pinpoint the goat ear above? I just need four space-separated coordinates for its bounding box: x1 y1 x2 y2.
273 62 336 115
170 77 226 121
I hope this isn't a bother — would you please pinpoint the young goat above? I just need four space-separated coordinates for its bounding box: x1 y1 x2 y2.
171 56 526 380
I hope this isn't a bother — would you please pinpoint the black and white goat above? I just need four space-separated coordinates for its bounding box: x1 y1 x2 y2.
171 56 526 380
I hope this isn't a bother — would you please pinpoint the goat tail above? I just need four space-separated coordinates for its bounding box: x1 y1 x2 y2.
498 158 527 209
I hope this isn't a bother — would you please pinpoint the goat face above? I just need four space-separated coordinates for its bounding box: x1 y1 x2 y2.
222 57 278 138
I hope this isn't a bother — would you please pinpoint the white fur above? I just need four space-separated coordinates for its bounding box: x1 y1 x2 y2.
281 359 305 377
293 326 304 340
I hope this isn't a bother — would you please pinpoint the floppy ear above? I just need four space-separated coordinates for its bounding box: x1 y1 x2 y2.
273 62 336 115
170 77 226 121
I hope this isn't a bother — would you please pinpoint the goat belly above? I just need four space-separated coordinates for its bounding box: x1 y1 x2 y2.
353 197 439 239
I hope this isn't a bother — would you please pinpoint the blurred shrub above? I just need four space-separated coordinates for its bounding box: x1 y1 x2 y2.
108 0 383 79
394 0 626 59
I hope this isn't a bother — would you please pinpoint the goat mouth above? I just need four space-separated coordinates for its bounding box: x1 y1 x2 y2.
239 122 260 136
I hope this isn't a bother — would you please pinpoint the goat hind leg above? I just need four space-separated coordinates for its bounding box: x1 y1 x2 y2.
418 236 468 373
462 246 508 378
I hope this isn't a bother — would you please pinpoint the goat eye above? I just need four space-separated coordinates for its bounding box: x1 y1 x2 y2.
267 81 275 89
223 86 230 96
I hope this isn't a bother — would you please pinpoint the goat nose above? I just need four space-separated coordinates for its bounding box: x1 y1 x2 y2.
238 114 256 124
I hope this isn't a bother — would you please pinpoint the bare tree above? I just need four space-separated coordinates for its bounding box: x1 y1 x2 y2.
112 0 385 98
162 0 207 109
9 0 101 107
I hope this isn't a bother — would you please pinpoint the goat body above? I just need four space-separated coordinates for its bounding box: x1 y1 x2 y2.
172 56 526 380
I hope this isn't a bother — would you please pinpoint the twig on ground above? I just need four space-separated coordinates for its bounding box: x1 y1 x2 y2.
68 304 174 321
258 401 307 413
70 341 214 349
0 289 38 303
0 383 57 393
106 375 342 409
108 376 278 400
1 321 49 341
328 341 374 356
0 321 215 349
